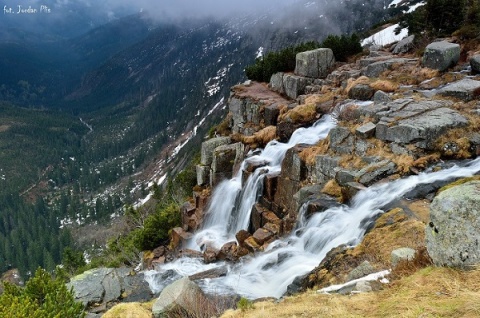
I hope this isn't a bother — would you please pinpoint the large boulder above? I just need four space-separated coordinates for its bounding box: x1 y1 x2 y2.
67 268 120 307
152 277 215 318
426 181 480 267
295 48 335 79
422 41 460 71
393 35 415 54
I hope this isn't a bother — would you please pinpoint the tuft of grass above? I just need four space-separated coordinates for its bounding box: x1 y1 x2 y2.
321 180 343 199
237 297 255 312
102 301 154 318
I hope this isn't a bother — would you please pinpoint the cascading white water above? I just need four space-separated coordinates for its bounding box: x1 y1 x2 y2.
145 116 480 299
187 115 336 250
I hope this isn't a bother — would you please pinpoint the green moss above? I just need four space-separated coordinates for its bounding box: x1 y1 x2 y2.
437 176 480 193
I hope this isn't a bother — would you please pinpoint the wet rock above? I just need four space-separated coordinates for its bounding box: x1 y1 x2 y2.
348 84 375 100
305 194 342 216
244 236 261 252
264 103 281 126
269 72 285 95
393 35 415 54
437 78 480 101
277 121 296 142
250 203 267 232
282 146 307 182
283 74 310 100
347 261 376 281
422 41 460 71
235 230 251 248
170 228 193 250
356 122 376 138
470 55 480 74
342 182 367 201
189 266 228 281
426 181 480 268
203 247 218 264
119 270 153 303
217 242 238 261
357 160 397 185
200 137 231 165
293 184 322 211
264 222 281 235
295 48 335 79
152 277 214 318
264 173 279 201
252 228 274 245
286 274 308 296
391 247 416 267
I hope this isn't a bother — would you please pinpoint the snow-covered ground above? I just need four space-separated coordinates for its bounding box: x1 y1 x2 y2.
361 24 408 46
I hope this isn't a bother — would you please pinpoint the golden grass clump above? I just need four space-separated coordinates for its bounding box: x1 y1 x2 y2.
242 126 277 147
103 302 154 318
369 79 399 92
299 139 330 165
345 76 370 94
321 180 343 198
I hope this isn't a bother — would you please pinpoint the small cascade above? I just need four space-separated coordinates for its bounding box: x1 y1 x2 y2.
188 115 336 250
145 114 480 299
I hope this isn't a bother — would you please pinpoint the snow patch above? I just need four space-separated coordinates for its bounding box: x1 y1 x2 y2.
361 24 408 46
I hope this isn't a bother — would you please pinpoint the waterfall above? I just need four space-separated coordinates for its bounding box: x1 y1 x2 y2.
187 115 336 250
145 115 480 299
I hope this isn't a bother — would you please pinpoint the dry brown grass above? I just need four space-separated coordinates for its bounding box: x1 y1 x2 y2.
369 80 399 92
221 267 480 318
299 139 330 165
103 301 154 318
321 180 343 199
345 76 370 94
338 154 366 170
242 126 277 147
353 210 425 267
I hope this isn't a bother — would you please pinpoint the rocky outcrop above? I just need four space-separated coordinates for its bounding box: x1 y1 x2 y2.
422 41 460 71
437 78 480 101
426 181 480 268
295 48 335 79
152 277 215 318
362 99 469 150
283 74 311 100
67 268 151 309
211 142 244 186
362 58 414 77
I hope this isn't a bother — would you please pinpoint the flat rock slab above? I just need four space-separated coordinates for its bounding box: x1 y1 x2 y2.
370 99 468 149
362 58 416 77
437 78 480 101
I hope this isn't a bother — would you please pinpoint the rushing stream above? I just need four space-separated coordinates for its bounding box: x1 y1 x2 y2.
145 115 480 299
